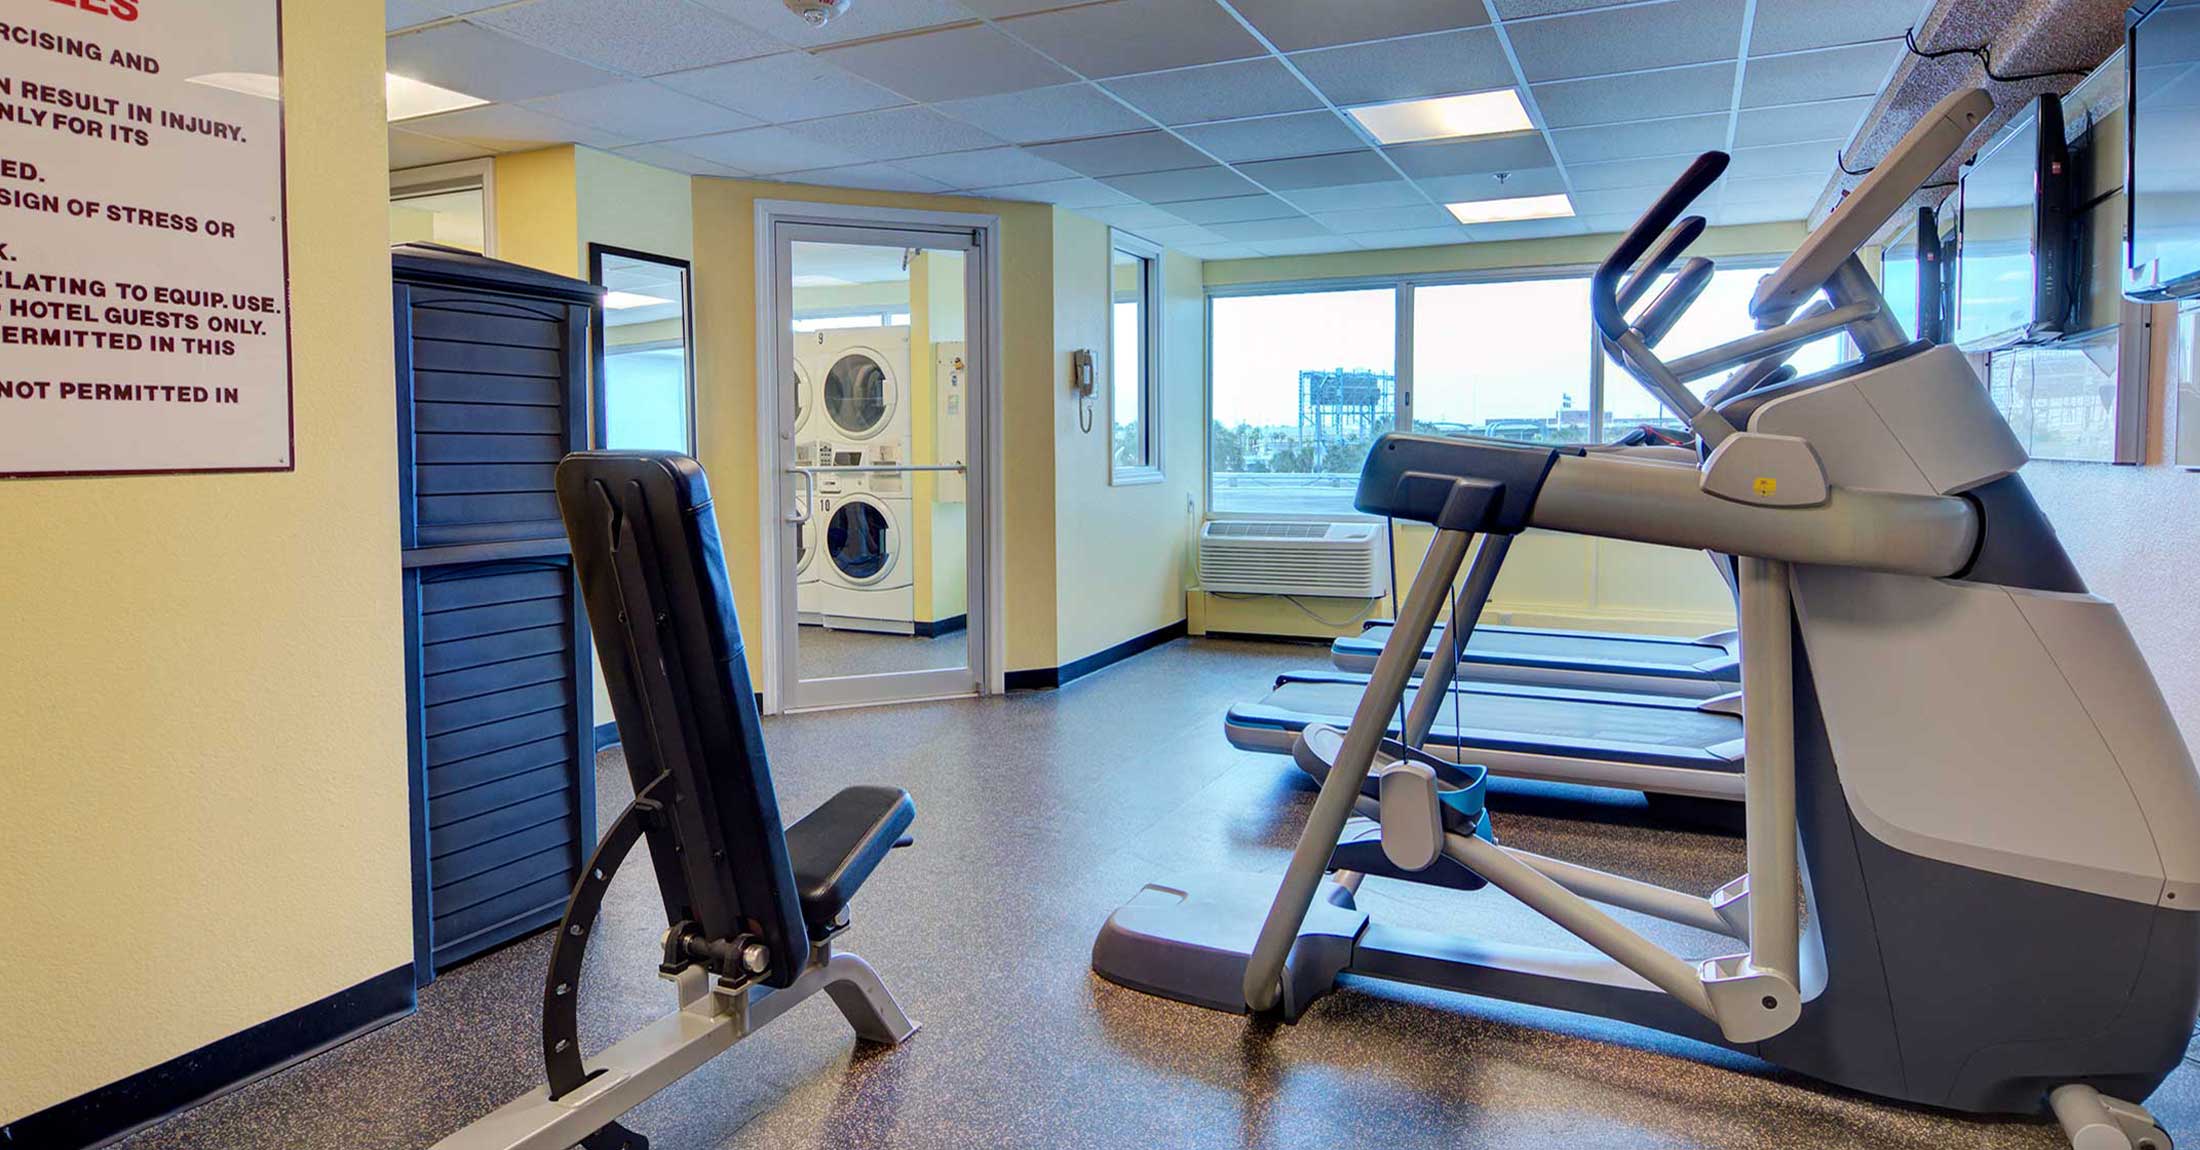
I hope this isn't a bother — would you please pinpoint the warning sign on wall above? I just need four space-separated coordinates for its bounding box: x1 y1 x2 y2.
0 0 292 477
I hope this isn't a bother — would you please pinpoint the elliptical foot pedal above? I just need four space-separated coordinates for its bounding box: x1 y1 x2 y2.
1092 870 1366 1019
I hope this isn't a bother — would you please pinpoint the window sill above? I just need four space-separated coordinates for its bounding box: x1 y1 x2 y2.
1110 466 1165 487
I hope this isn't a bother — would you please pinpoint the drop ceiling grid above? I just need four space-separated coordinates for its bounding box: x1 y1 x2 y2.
385 0 1931 256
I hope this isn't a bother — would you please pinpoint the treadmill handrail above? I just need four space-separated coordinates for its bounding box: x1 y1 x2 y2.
1528 451 1978 578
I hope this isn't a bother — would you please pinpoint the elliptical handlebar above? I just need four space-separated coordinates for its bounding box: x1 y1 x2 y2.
1616 216 1707 315
1637 257 1714 347
1591 152 1729 344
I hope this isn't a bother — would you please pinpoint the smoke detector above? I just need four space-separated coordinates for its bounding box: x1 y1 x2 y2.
784 0 852 27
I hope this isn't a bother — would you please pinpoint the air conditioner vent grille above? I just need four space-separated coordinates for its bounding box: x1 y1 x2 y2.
1198 520 1389 598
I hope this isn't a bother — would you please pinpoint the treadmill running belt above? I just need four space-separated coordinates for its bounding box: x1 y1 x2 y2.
1344 623 1729 670
1231 678 1741 770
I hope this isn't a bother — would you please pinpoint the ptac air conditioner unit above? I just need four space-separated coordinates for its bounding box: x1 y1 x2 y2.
1198 520 1389 598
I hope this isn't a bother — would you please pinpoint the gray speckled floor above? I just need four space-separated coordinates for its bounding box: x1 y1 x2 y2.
798 624 969 678
117 638 2200 1150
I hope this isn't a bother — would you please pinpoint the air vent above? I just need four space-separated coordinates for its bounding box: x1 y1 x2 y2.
1198 520 1389 598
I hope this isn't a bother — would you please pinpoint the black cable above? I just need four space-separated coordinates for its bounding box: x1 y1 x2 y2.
1902 25 2091 84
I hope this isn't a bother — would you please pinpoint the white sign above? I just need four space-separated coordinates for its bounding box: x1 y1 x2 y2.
0 0 291 477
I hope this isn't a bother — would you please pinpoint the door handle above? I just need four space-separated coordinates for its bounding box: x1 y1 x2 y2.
786 467 816 525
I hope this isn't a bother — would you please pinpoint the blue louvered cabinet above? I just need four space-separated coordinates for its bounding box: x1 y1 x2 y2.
393 245 601 980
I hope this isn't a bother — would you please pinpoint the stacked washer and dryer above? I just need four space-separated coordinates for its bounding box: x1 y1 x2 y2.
794 326 916 634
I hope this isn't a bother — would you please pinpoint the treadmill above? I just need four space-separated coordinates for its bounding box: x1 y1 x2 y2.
1222 229 1832 802
1328 619 1739 697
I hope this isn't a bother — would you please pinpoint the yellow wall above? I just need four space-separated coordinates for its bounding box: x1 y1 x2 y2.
1189 225 1784 640
0 0 408 1121
493 148 580 278
690 180 1062 673
1053 212 1206 662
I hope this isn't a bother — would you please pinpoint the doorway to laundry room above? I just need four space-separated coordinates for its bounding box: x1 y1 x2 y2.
761 205 998 712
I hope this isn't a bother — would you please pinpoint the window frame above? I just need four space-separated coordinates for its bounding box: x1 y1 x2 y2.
589 243 697 456
390 158 497 258
1201 256 1825 521
1108 229 1165 486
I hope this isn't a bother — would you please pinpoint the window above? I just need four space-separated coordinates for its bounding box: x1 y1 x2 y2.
1207 258 1866 517
1601 266 1842 443
791 310 911 332
1985 305 2148 464
1414 276 1594 444
390 159 493 256
1110 232 1163 483
1210 286 1397 517
592 247 694 454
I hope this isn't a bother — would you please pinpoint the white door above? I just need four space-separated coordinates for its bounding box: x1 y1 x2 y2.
762 212 995 711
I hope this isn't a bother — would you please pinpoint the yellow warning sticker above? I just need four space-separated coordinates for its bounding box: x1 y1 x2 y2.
1753 477 1778 497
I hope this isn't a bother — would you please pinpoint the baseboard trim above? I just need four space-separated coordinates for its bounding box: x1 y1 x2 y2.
2 965 416 1150
1006 620 1187 691
912 613 967 639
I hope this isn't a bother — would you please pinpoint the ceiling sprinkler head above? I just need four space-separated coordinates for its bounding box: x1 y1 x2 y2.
784 0 852 27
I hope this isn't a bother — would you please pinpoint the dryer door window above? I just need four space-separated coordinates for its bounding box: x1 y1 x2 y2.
793 362 811 434
824 353 891 438
827 500 893 583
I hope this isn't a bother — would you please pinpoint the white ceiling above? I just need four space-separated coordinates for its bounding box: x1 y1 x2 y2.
387 0 1933 260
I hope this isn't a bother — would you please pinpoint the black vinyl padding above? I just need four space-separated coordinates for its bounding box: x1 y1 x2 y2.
1353 433 1576 530
785 785 917 935
556 451 915 986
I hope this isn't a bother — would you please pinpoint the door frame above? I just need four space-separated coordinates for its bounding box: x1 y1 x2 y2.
587 243 696 454
752 199 1006 713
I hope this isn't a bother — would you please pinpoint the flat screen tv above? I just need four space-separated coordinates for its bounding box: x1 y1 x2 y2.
2127 0 2200 299
1955 94 2074 348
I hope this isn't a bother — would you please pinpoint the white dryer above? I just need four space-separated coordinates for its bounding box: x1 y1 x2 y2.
818 489 915 634
790 355 816 442
814 326 911 457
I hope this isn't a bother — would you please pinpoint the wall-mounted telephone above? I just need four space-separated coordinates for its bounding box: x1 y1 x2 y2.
1072 348 1096 433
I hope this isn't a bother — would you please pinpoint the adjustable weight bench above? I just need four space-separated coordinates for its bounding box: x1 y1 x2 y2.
435 451 918 1150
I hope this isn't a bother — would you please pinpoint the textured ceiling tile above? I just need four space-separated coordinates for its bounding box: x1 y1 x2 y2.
1100 166 1261 203
1740 42 1905 107
1178 111 1368 163
523 81 761 142
1179 241 1268 259
390 127 489 169
1734 96 1875 147
613 141 750 177
931 83 1150 145
1311 204 1459 233
1284 180 1429 210
1255 235 1364 255
1495 0 1643 15
475 0 788 76
1467 216 1589 241
1571 185 1664 217
1137 223 1232 247
1001 0 1266 78
777 163 954 194
1507 0 1748 82
1567 152 1700 190
1230 0 1490 52
1416 166 1568 203
1290 28 1514 106
1548 112 1727 164
1025 132 1213 177
965 177 1139 208
1533 62 1737 129
780 106 1004 163
658 125 866 173
1384 133 1554 179
1082 203 1193 229
959 0 1088 13
894 147 1082 189
402 101 628 151
1725 140 1840 181
386 21 625 102
1208 215 1334 241
689 0 975 46
1747 0 1923 56
820 23 1075 103
1102 59 1324 126
1236 149 1396 190
1349 225 1474 250
656 52 907 123
1165 194 1303 224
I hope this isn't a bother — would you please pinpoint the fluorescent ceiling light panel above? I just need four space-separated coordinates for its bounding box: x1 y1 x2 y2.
385 73 490 122
603 291 675 310
188 72 488 122
1446 194 1575 225
1348 90 1533 146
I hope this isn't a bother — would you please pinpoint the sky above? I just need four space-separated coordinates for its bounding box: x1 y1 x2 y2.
1210 268 1844 432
